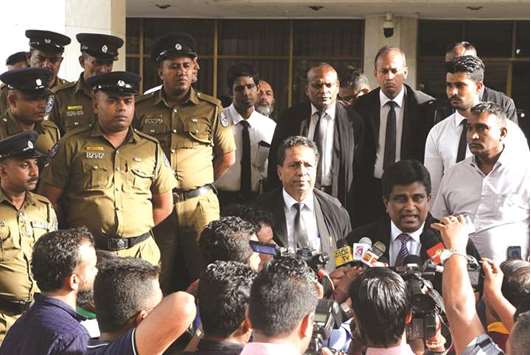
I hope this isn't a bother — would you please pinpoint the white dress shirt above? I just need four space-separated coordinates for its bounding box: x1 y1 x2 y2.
389 221 424 266
282 189 320 252
431 146 531 263
425 111 530 196
215 104 276 192
307 103 336 186
374 87 406 179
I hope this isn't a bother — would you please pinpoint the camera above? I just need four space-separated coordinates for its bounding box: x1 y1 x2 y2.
383 13 394 38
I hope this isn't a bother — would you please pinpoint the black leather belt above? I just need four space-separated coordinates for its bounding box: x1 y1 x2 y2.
0 298 32 314
173 184 215 201
94 232 151 251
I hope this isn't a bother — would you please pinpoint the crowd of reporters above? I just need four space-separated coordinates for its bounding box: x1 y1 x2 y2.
0 25 528 355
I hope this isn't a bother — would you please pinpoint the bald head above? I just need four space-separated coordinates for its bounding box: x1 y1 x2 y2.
305 63 339 110
445 41 478 62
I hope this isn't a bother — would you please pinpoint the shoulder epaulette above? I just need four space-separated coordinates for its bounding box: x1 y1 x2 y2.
63 124 92 139
133 128 159 143
136 91 157 103
32 192 53 205
196 92 221 106
54 81 77 93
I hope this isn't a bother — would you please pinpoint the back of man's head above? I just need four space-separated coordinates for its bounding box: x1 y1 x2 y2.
381 159 431 199
445 41 478 62
349 267 410 348
199 216 258 266
249 256 318 339
199 261 256 339
500 260 530 309
94 257 161 333
509 311 529 355
31 227 94 293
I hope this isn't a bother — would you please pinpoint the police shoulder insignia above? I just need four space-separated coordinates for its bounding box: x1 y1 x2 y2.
48 142 59 159
219 111 229 128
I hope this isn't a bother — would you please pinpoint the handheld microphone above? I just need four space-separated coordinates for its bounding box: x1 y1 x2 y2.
352 237 372 262
361 240 386 267
334 240 354 268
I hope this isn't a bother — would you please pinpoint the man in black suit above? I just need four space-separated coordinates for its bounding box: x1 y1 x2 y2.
352 46 436 227
436 41 519 125
347 160 479 266
266 63 363 215
257 136 351 272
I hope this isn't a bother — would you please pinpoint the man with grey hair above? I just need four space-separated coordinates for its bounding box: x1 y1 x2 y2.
257 136 351 272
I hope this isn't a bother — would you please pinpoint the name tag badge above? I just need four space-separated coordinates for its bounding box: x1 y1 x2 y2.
31 221 48 229
144 118 163 125
86 152 105 159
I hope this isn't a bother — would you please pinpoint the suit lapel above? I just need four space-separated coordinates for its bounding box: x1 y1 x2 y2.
298 103 312 136
274 192 289 247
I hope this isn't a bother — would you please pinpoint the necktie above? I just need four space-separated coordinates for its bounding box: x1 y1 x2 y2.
383 101 397 172
313 110 324 186
456 118 468 163
395 233 410 266
293 203 310 248
240 120 251 193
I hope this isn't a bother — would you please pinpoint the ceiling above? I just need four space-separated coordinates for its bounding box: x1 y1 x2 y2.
126 0 530 19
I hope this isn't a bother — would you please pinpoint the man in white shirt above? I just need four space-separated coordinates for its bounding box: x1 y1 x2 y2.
432 102 530 263
216 63 276 208
425 55 529 196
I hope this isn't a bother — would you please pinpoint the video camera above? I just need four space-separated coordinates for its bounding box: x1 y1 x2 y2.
249 240 341 354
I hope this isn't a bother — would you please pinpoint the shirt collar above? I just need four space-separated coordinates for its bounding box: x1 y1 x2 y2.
75 72 91 96
379 86 405 108
390 220 424 243
155 86 199 107
227 103 262 127
310 102 336 120
0 188 34 206
366 341 415 355
89 123 138 144
34 293 87 322
453 111 467 127
282 188 315 212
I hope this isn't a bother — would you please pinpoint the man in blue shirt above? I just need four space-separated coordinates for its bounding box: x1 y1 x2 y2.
0 227 98 354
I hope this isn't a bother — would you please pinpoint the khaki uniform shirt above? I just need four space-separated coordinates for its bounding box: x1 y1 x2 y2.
41 123 177 238
50 73 95 134
135 87 236 190
0 112 60 154
0 77 70 119
0 190 57 302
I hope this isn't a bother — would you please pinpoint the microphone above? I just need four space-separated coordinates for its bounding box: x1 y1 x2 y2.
423 233 445 265
352 237 372 262
334 240 354 268
361 240 386 267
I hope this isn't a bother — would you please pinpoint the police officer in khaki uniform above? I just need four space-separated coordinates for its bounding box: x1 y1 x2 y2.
135 33 236 293
40 71 176 266
0 131 57 343
50 33 124 134
0 30 71 117
0 68 60 155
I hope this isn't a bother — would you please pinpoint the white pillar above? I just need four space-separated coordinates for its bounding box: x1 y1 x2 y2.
0 0 125 81
363 15 419 90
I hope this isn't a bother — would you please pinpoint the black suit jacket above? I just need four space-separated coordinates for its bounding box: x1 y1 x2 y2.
266 101 363 214
351 85 436 226
346 215 480 264
256 188 352 272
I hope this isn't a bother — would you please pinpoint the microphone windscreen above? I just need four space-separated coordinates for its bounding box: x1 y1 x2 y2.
403 255 423 267
373 241 386 256
358 237 372 246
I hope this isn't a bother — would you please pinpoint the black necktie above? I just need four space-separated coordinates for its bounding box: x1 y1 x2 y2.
240 120 251 193
456 118 468 163
294 203 309 248
313 110 324 186
383 101 397 171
